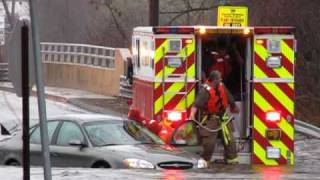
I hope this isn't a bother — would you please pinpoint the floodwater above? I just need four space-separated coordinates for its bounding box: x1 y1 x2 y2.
0 137 319 180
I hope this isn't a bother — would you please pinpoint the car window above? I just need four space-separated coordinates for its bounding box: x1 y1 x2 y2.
30 121 59 144
84 121 164 146
56 121 84 146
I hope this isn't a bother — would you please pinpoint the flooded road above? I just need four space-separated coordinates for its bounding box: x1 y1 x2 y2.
0 137 319 179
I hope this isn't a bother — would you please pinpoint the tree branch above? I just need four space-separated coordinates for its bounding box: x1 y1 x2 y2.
166 5 218 25
103 2 129 44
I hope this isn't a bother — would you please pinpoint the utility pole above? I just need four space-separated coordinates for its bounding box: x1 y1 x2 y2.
149 0 159 26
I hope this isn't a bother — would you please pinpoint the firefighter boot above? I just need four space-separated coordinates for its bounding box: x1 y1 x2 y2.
226 157 239 164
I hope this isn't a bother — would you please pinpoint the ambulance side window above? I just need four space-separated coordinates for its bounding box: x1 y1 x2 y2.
136 39 140 68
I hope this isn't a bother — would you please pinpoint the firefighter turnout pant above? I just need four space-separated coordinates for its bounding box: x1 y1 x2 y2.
199 115 238 163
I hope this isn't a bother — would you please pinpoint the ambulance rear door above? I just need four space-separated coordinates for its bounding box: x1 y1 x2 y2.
252 27 296 165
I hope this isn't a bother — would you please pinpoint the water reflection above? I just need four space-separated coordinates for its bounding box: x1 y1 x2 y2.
253 165 294 180
162 170 185 180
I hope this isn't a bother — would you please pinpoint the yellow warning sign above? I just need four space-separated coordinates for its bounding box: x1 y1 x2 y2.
217 6 248 27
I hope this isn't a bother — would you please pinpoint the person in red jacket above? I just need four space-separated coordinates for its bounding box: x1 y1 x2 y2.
189 71 239 164
207 44 233 81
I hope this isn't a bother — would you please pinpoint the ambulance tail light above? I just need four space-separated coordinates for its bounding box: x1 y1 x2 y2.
164 111 186 122
266 111 281 122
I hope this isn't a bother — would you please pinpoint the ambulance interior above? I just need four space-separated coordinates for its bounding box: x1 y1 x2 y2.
200 35 247 100
199 33 252 156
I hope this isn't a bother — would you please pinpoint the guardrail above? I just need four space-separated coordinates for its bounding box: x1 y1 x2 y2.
0 63 9 82
40 42 115 68
296 120 320 138
119 75 132 99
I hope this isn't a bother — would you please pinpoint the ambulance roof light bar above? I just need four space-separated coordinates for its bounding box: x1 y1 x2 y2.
254 27 295 34
153 27 194 34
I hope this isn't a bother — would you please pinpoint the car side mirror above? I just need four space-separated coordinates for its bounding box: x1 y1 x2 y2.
69 139 88 148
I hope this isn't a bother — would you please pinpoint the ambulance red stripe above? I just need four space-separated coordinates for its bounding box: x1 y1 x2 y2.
171 52 195 75
254 53 280 78
154 82 174 101
155 38 166 48
276 83 294 100
271 52 293 75
252 153 264 164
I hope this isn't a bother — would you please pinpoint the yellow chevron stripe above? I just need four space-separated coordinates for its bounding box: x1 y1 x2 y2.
186 61 196 78
281 40 294 64
254 64 268 78
253 140 278 165
278 117 294 140
261 83 294 115
154 82 161 90
271 141 294 165
175 87 195 110
156 39 195 78
273 65 292 77
288 83 294 90
254 42 292 78
254 115 294 165
253 89 294 140
254 42 271 60
155 40 169 64
154 82 185 114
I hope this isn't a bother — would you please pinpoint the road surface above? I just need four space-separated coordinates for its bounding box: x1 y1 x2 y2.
0 90 319 179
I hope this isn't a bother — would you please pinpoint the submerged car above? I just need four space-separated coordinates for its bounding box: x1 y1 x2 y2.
0 114 207 169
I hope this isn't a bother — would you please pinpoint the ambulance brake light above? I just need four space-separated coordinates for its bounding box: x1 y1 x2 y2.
266 111 281 122
167 111 182 122
164 111 186 122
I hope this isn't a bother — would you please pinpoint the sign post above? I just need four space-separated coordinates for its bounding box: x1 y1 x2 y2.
28 0 52 179
217 6 248 27
21 21 30 180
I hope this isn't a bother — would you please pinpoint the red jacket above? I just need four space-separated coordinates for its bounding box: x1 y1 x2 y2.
208 52 232 79
204 82 229 114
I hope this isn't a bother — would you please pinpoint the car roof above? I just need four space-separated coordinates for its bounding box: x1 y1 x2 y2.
47 114 128 124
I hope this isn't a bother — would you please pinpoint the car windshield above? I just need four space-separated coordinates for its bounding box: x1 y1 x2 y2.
83 120 165 147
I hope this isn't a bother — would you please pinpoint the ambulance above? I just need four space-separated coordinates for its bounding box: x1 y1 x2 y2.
128 25 296 165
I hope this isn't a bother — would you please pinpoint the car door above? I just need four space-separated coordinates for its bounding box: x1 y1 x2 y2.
50 121 93 167
29 121 60 166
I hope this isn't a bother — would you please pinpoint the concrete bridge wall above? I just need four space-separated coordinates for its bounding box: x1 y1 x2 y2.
43 48 129 96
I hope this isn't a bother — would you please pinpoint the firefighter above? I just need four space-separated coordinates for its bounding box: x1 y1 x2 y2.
189 70 239 164
207 46 232 81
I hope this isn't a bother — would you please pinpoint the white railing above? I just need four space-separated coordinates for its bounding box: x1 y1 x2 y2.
40 42 115 68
